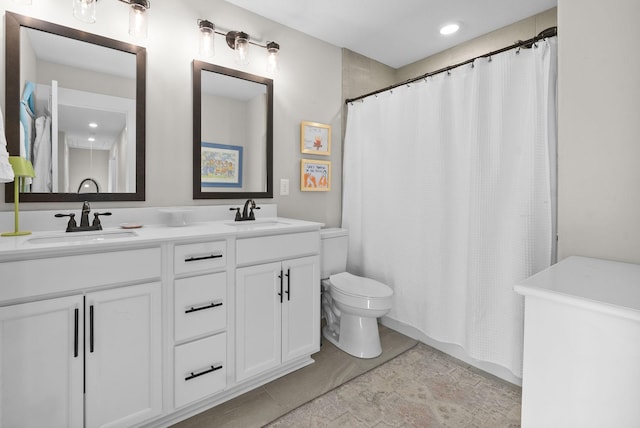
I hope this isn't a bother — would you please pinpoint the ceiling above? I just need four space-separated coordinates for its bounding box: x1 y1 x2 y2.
224 0 557 68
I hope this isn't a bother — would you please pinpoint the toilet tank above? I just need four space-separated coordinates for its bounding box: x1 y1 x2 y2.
320 228 349 279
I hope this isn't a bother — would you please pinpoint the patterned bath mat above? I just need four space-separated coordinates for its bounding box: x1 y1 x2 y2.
266 343 521 427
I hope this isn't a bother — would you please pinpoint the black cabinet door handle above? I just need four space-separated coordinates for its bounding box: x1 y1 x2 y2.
185 254 223 263
278 270 283 303
74 308 79 358
285 268 291 301
185 301 223 314
89 305 94 353
185 364 223 381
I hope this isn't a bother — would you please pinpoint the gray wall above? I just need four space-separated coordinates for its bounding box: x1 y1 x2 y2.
557 0 640 264
0 0 343 227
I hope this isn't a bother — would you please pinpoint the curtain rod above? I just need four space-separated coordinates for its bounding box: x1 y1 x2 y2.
345 26 557 104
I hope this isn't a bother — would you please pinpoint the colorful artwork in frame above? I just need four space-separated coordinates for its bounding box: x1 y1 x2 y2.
301 159 331 192
201 142 243 188
300 121 331 155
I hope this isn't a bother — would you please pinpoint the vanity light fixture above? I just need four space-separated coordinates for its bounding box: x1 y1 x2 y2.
73 0 98 23
126 0 150 39
226 31 250 65
198 19 215 58
72 0 151 39
266 41 280 74
197 20 280 72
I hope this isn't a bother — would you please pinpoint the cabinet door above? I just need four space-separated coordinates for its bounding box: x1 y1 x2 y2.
235 262 282 382
282 255 320 363
85 283 162 428
0 295 83 428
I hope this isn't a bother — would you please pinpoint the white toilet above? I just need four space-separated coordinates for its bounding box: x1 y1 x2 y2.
320 228 393 358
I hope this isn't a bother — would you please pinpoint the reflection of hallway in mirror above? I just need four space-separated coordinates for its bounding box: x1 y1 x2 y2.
6 12 146 201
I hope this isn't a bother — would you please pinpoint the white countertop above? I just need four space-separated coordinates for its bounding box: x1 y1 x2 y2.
0 216 323 260
514 256 640 322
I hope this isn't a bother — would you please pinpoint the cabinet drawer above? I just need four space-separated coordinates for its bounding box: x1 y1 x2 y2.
174 333 227 408
0 247 161 302
174 241 226 275
236 232 320 266
174 273 226 342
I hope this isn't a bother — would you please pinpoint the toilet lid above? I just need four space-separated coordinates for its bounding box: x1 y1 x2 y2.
329 272 393 298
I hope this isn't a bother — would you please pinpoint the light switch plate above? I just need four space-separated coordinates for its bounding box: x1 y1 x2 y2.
280 178 289 196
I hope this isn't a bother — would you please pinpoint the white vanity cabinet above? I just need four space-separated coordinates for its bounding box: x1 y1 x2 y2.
0 295 84 428
235 232 320 382
0 247 162 428
0 213 324 428
172 240 229 409
515 257 640 428
84 283 162 428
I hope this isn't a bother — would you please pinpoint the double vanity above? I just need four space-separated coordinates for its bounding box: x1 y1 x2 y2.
0 206 321 428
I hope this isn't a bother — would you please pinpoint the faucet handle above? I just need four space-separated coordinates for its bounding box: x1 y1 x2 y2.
55 213 77 232
229 207 241 221
92 212 112 230
249 205 261 220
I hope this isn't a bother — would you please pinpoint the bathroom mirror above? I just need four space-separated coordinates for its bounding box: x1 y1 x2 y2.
4 12 146 202
193 61 273 199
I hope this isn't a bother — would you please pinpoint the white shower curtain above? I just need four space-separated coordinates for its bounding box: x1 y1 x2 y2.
342 38 557 376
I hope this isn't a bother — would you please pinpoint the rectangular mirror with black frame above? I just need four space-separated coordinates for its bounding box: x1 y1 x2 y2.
193 60 273 199
4 12 146 202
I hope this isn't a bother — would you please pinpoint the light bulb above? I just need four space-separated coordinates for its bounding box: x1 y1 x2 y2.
129 1 149 39
198 20 215 58
235 32 249 65
267 41 279 74
73 0 97 24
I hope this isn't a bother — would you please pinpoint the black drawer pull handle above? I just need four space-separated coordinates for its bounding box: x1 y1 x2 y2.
185 254 223 263
185 302 223 314
73 308 79 358
89 304 95 353
185 364 223 381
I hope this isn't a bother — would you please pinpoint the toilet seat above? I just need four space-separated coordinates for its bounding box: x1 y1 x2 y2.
328 272 393 311
329 272 393 299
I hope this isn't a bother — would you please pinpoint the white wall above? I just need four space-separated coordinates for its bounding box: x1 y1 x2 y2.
0 0 343 227
557 0 640 264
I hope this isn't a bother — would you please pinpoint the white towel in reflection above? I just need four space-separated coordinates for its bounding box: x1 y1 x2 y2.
0 107 15 183
31 115 52 192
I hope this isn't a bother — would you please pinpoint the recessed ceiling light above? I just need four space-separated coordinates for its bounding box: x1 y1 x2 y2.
440 23 460 36
88 137 96 142
89 122 98 128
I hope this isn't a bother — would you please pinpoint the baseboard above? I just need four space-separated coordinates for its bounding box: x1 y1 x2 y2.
380 316 522 387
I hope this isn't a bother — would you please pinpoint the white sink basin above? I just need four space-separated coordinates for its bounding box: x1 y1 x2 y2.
224 219 291 230
26 230 138 245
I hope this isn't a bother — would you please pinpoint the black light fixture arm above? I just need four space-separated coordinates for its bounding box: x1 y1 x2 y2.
117 0 150 8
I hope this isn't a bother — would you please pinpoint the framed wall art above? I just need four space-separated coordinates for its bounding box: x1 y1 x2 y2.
300 121 331 155
201 142 243 188
301 159 331 191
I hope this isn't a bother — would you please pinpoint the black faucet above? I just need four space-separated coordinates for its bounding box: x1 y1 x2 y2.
229 199 261 221
55 201 112 232
80 201 91 227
